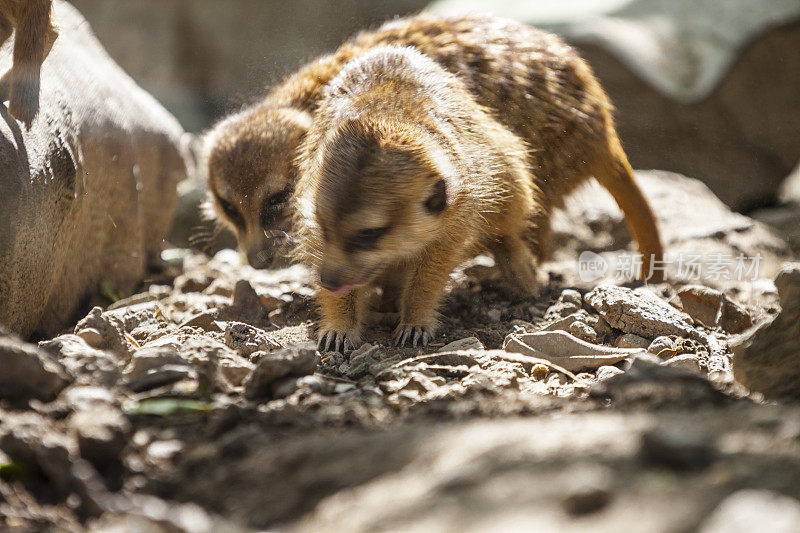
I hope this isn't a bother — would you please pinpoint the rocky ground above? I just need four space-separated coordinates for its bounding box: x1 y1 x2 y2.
2 171 800 532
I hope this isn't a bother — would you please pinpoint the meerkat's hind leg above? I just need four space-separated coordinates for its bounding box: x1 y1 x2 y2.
489 232 540 300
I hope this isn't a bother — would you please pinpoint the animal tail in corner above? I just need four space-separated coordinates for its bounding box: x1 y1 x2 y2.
593 136 664 282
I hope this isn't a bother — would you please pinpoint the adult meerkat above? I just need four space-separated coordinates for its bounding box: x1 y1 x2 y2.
0 0 58 126
205 12 663 278
294 45 541 351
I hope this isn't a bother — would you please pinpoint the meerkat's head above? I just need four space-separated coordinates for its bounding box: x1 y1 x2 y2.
204 106 312 268
301 121 456 296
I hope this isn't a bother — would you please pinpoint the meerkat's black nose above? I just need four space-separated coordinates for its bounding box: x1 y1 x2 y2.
319 267 345 292
246 249 272 269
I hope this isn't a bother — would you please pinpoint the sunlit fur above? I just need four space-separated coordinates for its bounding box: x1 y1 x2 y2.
0 0 58 126
293 46 542 348
203 12 662 281
204 105 311 267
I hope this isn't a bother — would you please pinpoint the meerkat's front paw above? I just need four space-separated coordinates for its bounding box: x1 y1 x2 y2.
393 323 435 347
317 327 362 354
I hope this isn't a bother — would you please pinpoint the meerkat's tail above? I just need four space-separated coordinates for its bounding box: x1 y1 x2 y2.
4 0 56 127
593 135 664 282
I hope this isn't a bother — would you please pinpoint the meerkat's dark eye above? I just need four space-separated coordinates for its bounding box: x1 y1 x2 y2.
425 179 448 214
261 189 292 227
216 195 245 228
346 226 389 253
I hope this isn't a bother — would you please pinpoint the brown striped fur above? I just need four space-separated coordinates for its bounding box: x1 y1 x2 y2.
294 46 540 350
205 12 662 281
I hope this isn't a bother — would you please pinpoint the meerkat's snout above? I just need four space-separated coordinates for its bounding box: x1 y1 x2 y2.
204 106 311 268
307 126 455 297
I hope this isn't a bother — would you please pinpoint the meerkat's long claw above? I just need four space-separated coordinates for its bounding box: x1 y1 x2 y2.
343 337 354 352
412 328 422 347
317 332 328 352
335 333 344 354
422 330 432 346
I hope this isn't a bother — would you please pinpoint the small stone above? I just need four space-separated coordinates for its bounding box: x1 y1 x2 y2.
699 489 800 533
562 466 613 516
125 365 195 393
76 328 104 349
174 270 213 293
674 285 723 328
663 354 702 374
220 280 274 326
147 440 184 461
585 285 697 340
460 372 497 393
124 347 187 381
68 407 130 469
348 343 381 379
616 334 651 349
62 386 116 411
40 335 121 388
547 373 567 388
487 309 502 322
544 289 583 320
243 347 316 399
223 321 281 358
438 337 485 352
74 307 131 358
179 311 220 330
719 296 753 334
0 335 73 402
567 320 597 343
596 365 624 382
531 363 550 381
639 427 716 470
648 336 675 356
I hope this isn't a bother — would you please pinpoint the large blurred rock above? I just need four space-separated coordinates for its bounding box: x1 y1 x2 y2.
732 264 800 399
70 0 430 132
430 0 800 211
0 2 190 338
549 170 792 287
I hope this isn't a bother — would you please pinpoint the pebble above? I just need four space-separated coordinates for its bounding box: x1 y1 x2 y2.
0 336 73 402
648 336 675 356
596 365 624 382
124 346 186 381
438 337 485 352
699 489 800 533
76 328 105 349
68 406 130 469
562 466 613 515
243 347 316 399
486 309 502 322
662 353 702 374
585 286 697 340
223 321 281 357
615 334 651 349
531 363 550 381
639 427 716 470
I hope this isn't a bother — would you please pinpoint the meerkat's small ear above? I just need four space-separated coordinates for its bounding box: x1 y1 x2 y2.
424 178 448 214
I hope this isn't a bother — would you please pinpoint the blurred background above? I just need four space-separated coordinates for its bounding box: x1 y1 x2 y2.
70 0 800 238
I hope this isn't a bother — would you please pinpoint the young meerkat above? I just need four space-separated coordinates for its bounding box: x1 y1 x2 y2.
294 45 542 351
0 0 58 126
205 12 663 279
